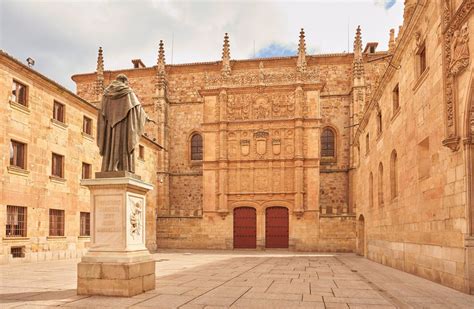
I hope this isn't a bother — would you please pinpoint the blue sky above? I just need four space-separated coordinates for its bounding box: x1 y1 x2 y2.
0 0 403 90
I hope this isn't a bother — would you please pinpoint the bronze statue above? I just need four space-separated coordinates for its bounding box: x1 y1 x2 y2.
97 74 153 173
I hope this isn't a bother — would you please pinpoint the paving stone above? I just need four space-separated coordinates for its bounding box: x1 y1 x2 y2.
190 296 238 306
266 282 310 294
242 291 302 301
134 294 195 308
1 251 473 308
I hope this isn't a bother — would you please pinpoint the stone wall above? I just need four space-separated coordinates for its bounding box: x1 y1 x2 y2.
352 0 474 293
157 212 356 252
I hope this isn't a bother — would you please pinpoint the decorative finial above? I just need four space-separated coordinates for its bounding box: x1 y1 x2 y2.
157 40 165 70
297 28 307 73
222 33 231 77
354 25 362 58
388 29 396 53
156 40 167 94
96 47 104 75
353 26 364 79
95 47 104 100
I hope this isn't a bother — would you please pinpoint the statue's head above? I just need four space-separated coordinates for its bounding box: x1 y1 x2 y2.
116 74 129 85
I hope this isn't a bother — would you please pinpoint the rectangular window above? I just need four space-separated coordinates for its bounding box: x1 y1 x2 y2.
49 209 65 236
11 80 28 106
6 206 27 237
53 101 65 123
366 133 370 155
52 153 64 178
139 145 145 160
11 246 25 258
418 44 426 75
80 212 90 236
392 84 399 112
82 162 91 179
10 140 26 169
377 112 383 135
83 116 92 135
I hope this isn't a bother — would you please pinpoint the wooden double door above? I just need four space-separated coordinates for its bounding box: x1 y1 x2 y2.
233 206 289 249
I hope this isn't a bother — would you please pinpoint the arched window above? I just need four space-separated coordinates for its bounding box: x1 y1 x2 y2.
321 127 335 158
378 162 384 207
369 172 374 208
190 134 203 161
390 150 398 200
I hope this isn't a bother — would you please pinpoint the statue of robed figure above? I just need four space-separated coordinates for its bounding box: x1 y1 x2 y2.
97 74 153 174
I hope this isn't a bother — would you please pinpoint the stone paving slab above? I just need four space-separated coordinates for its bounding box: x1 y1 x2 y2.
0 250 473 308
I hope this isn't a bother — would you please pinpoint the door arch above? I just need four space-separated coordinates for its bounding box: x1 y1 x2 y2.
357 214 365 256
265 207 289 248
233 207 256 249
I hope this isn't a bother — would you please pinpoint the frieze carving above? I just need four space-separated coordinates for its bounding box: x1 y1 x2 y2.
442 0 473 151
226 92 296 121
205 67 320 88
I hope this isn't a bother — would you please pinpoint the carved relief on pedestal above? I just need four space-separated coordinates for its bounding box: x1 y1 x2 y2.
129 200 142 240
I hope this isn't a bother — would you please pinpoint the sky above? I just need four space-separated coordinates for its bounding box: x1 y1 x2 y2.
0 0 403 91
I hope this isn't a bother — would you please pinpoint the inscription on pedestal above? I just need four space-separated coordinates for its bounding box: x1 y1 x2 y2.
94 195 123 248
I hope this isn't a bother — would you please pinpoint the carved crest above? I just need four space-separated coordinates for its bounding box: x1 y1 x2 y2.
240 139 250 156
272 139 281 155
254 131 269 155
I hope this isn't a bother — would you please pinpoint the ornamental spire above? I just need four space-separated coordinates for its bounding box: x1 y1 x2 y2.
353 26 364 79
95 47 104 100
156 40 166 94
388 28 396 53
96 46 104 75
297 28 307 73
157 40 165 70
354 25 362 59
221 33 231 77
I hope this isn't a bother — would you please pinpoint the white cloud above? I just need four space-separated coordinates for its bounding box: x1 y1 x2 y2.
0 0 403 90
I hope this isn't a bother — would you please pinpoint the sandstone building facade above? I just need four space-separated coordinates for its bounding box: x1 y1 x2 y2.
0 51 161 264
1 0 473 295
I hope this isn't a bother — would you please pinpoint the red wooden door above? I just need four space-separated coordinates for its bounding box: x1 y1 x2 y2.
265 207 289 248
233 207 256 249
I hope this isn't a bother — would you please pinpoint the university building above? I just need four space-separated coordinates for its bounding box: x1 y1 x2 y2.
1 0 473 294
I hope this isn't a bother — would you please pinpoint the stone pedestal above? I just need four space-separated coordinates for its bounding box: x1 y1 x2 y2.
78 176 155 297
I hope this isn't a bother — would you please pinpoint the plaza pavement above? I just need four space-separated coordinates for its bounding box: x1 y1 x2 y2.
0 250 473 308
